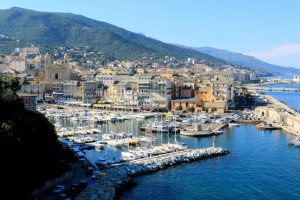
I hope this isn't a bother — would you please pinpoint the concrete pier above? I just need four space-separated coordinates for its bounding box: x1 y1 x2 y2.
76 147 229 200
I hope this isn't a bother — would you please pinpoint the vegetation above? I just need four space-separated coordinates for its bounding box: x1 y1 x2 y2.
187 106 195 113
0 7 227 67
0 76 73 199
175 105 183 111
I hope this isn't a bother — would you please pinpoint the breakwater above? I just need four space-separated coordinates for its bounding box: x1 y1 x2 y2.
76 147 229 200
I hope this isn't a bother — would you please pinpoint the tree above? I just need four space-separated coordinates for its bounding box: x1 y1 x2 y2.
178 105 183 111
188 106 195 113
185 106 190 112
0 77 73 199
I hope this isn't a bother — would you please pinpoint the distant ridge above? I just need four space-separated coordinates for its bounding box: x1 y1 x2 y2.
188 46 300 74
0 7 227 66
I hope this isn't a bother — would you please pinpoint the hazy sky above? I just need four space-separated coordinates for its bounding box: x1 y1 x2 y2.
2 0 300 68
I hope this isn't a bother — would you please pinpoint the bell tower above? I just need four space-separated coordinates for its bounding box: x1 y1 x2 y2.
63 53 69 68
45 53 51 68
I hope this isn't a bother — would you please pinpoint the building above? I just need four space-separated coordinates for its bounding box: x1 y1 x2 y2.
95 73 115 86
63 80 81 99
171 98 197 112
180 85 193 98
138 74 155 107
83 81 99 104
21 81 45 100
44 53 70 83
18 93 38 110
151 76 172 109
116 80 131 104
195 75 234 113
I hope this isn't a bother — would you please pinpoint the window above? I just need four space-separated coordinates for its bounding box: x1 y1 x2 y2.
55 73 58 79
31 98 35 105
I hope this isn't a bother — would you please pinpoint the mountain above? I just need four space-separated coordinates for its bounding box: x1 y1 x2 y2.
0 7 226 66
189 46 300 74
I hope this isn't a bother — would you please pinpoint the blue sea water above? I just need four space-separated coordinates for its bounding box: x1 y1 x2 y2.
120 124 300 200
118 87 300 200
262 83 300 111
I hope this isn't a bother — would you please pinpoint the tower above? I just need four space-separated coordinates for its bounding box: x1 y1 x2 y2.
45 53 51 68
212 135 216 148
63 53 69 68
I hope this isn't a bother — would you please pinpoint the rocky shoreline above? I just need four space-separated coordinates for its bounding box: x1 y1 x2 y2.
76 147 229 200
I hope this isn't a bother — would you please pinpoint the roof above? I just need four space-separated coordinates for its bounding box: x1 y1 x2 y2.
18 93 38 97
171 98 197 103
181 85 192 90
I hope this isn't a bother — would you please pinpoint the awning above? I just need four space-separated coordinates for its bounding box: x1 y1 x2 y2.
93 104 111 108
80 103 92 107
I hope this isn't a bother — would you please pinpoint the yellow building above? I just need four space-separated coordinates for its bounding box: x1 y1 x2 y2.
160 73 173 80
194 75 234 113
171 98 197 112
107 84 117 103
99 68 116 74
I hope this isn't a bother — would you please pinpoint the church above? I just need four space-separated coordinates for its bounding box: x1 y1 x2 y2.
45 53 70 82
43 53 71 99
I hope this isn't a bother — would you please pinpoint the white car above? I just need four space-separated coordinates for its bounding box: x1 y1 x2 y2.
52 185 65 193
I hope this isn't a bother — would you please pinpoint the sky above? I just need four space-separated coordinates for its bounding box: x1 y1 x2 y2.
2 0 300 68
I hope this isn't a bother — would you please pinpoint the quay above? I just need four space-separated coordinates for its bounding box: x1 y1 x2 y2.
76 147 229 200
245 86 300 92
253 94 300 136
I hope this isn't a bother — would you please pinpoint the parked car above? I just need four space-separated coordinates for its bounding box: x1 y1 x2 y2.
92 171 101 180
86 166 94 176
79 180 88 190
56 193 71 200
52 185 65 193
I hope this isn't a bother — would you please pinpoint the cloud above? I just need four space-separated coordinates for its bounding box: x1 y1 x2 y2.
246 44 300 59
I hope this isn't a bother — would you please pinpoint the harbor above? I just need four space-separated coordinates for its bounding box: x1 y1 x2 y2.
37 93 300 200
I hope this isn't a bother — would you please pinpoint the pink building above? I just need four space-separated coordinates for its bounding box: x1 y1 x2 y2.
19 93 38 110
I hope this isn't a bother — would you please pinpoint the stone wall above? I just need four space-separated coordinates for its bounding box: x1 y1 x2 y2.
76 147 229 200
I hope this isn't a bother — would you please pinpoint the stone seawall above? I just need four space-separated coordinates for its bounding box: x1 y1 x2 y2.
76 147 229 200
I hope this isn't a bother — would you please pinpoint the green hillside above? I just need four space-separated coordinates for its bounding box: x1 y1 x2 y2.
0 7 226 66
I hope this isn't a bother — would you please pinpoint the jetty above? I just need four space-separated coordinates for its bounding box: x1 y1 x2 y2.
76 147 229 200
246 86 300 92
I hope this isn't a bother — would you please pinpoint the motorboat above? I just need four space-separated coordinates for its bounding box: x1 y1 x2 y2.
95 156 107 166
213 129 223 135
288 136 300 145
106 139 124 147
228 123 240 127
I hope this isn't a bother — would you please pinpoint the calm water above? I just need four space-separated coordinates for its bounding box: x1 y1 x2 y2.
262 83 300 111
58 86 300 199
118 87 300 200
120 125 300 200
